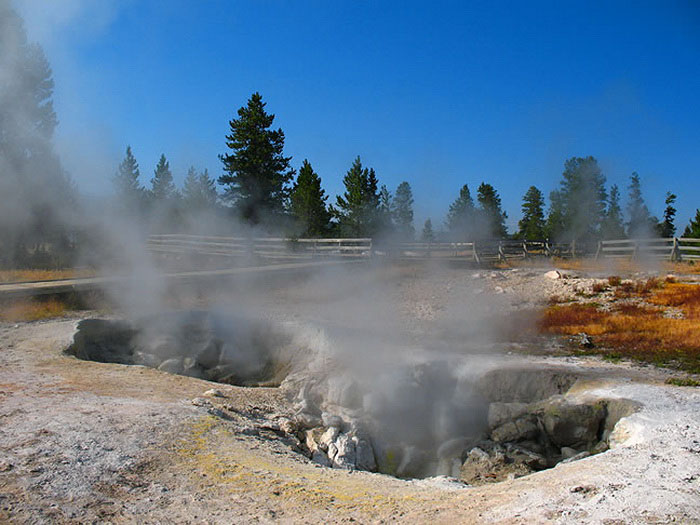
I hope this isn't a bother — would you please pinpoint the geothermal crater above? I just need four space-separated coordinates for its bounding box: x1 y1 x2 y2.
66 312 298 387
66 314 639 484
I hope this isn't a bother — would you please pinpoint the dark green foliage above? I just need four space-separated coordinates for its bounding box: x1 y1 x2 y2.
626 172 658 238
446 184 475 239
182 167 218 211
113 146 144 206
289 160 331 237
545 189 566 240
150 154 177 202
683 209 700 238
476 182 508 239
421 218 435 242
334 156 380 237
219 92 294 225
0 4 76 268
551 156 607 243
377 185 394 235
657 192 677 238
392 182 414 240
601 184 626 239
517 186 545 240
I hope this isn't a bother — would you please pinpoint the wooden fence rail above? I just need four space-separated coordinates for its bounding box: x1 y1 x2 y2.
146 235 700 264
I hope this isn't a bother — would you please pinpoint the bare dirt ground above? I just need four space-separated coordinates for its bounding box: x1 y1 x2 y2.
1 264 700 524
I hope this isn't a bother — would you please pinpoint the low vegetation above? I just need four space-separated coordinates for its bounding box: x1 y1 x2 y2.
0 293 102 322
0 297 70 322
540 280 700 372
0 269 96 284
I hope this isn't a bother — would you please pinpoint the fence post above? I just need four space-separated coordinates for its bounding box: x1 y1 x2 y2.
473 241 480 265
522 240 529 259
498 241 506 263
595 241 602 260
631 240 638 260
672 237 681 262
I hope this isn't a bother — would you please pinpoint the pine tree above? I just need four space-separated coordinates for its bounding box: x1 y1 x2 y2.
182 167 217 211
554 156 607 243
517 186 545 240
289 160 330 237
392 182 415 241
446 184 475 239
219 92 294 225
0 4 75 267
150 154 177 202
377 185 394 234
626 172 658 238
334 156 380 237
601 184 626 239
545 190 566 241
477 182 508 239
683 209 700 238
657 192 677 238
113 146 144 207
421 218 435 242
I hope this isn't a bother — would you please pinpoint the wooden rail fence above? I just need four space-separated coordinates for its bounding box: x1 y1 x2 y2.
146 234 700 264
595 237 700 261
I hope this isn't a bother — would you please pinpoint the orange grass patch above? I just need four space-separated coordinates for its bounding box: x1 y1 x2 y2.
0 297 69 321
0 268 96 284
540 284 700 371
649 283 700 310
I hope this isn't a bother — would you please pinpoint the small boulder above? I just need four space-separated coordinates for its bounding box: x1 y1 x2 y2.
195 340 223 369
311 449 332 467
542 400 605 449
332 434 357 469
487 402 529 430
578 332 595 349
491 415 538 443
544 270 562 280
353 435 377 472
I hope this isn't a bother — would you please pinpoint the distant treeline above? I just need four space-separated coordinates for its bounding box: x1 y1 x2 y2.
2 2 700 271
113 91 700 244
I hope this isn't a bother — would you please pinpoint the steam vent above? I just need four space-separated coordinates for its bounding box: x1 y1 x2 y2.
68 311 640 481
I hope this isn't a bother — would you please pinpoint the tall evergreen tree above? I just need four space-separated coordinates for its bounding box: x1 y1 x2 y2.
657 192 677 238
626 172 658 237
554 156 607 243
113 146 143 207
334 156 380 237
476 182 508 239
545 189 566 241
601 184 626 239
150 154 177 202
421 218 435 242
219 92 294 225
0 3 75 267
446 184 475 239
392 182 414 240
289 159 330 237
182 167 217 211
517 186 545 240
377 185 394 234
683 209 700 238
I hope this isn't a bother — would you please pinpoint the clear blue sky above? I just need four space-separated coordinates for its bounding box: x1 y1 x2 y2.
16 0 700 232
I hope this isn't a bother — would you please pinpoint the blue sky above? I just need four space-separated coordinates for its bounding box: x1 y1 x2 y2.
16 0 700 232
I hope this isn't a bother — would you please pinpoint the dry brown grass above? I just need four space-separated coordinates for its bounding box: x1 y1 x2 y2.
540 282 700 372
0 297 69 322
0 269 96 284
